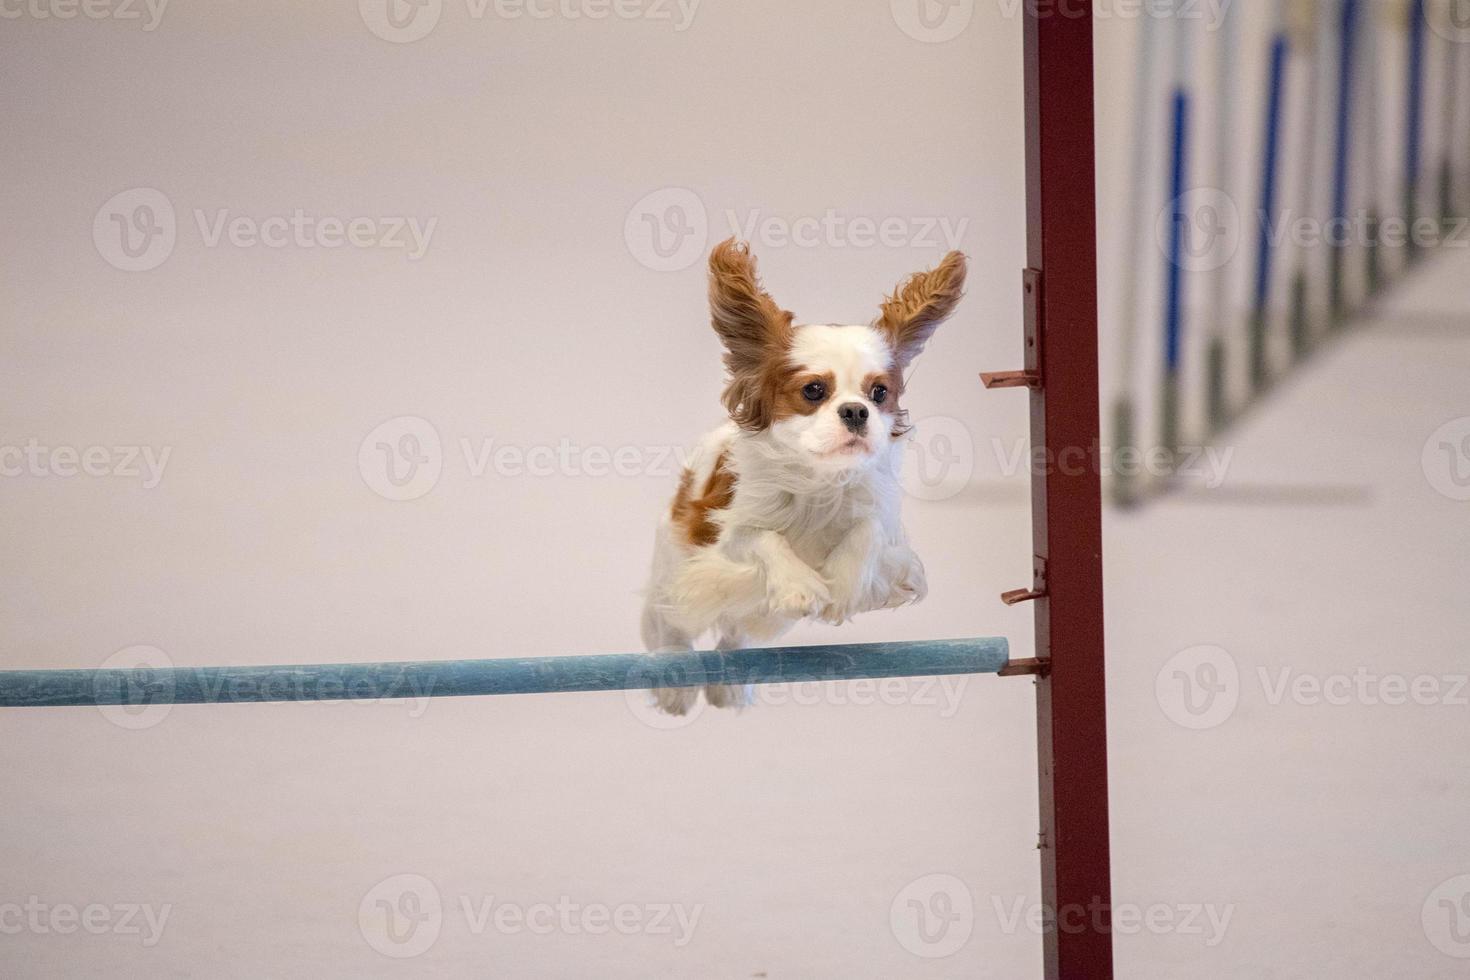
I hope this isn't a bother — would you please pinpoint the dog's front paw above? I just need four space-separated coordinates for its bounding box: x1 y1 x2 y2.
651 685 700 716
884 552 928 608
766 563 832 620
820 575 870 625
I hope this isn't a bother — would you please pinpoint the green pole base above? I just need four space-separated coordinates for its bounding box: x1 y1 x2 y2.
1206 337 1228 434
1289 270 1312 362
1329 243 1347 328
1249 307 1270 396
1111 397 1138 508
1366 210 1383 297
1159 373 1180 476
1441 159 1455 231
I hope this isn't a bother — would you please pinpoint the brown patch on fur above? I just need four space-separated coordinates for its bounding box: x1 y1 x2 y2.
707 239 795 431
670 451 736 547
875 251 968 369
861 369 910 438
769 370 834 423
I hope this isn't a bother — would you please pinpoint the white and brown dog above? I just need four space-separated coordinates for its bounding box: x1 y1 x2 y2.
642 239 967 715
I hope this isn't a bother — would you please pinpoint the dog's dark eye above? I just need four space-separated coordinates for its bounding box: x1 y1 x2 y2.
802 382 827 403
870 384 889 404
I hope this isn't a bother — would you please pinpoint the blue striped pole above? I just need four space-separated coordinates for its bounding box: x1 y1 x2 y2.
1205 0 1239 434
1289 0 1328 360
1160 7 1193 466
1329 0 1360 323
0 639 1011 708
1251 6 1291 393
1406 0 1427 258
1363 0 1385 295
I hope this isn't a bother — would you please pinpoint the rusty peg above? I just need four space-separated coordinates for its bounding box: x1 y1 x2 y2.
981 370 1042 389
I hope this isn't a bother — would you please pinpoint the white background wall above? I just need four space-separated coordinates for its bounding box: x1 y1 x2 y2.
2 1 1470 977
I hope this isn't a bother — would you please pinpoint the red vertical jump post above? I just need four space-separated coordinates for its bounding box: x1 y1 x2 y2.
988 2 1114 977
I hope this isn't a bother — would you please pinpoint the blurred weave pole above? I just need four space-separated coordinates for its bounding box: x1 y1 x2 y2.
1288 0 1328 361
1362 0 1386 296
1205 0 1239 434
1110 8 1159 506
1111 0 1470 508
1159 3 1194 470
1330 0 1362 325
1439 2 1465 226
1250 0 1292 395
1406 0 1428 257
0 640 1011 707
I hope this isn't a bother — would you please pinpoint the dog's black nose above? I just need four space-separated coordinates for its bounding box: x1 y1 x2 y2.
837 402 869 433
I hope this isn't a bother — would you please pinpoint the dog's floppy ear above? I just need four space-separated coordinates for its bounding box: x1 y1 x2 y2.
876 251 967 370
708 238 793 429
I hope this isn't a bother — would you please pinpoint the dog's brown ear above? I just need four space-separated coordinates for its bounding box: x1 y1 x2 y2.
876 251 967 370
708 238 793 429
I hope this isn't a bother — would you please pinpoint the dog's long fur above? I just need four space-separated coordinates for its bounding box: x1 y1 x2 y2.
641 240 967 714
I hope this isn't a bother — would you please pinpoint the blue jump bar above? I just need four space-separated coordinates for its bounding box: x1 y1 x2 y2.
0 638 1010 708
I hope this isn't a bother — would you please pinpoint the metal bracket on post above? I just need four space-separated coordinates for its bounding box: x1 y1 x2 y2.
1000 557 1049 677
1001 556 1048 607
981 268 1045 391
